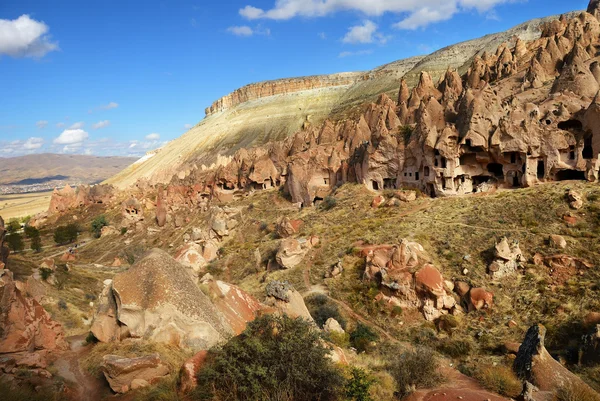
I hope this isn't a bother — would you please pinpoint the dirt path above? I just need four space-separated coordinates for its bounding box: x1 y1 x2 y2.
54 335 107 401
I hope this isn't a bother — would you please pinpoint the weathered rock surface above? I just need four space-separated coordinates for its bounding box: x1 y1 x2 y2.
514 324 598 396
178 350 208 393
0 216 8 266
204 280 263 335
275 217 303 238
264 281 314 322
0 269 68 353
488 237 524 279
276 238 310 269
101 353 169 394
48 184 114 215
91 249 233 349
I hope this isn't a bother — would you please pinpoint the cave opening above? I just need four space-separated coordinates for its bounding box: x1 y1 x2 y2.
555 170 586 181
471 176 492 192
569 146 576 160
558 119 583 131
383 178 396 189
372 181 380 191
537 160 545 179
415 172 420 181
583 136 594 160
313 196 324 206
487 163 504 178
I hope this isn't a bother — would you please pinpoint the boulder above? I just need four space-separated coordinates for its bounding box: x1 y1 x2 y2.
0 270 68 353
469 288 494 311
174 243 208 277
415 264 445 297
275 217 303 238
0 216 8 266
92 249 233 349
488 237 523 279
90 280 123 343
100 226 118 237
514 324 598 395
394 190 417 202
276 238 308 269
371 195 386 208
549 234 567 249
264 281 314 322
323 318 345 334
179 350 208 393
567 189 583 210
155 187 167 227
205 280 263 335
101 354 169 394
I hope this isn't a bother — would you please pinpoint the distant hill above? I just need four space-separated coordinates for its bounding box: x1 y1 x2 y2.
0 154 136 188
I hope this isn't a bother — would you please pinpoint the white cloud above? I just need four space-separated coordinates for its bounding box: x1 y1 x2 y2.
227 26 255 36
92 120 110 129
56 122 65 128
342 20 389 44
23 137 44 150
69 121 84 129
54 129 89 145
184 124 193 130
240 0 515 29
36 120 48 129
145 133 160 141
100 102 119 110
0 15 59 58
339 49 373 58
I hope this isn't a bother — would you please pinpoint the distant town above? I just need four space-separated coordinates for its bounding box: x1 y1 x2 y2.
0 180 86 195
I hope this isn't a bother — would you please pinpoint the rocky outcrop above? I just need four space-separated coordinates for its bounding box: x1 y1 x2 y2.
275 217 303 238
205 73 367 116
0 269 68 353
514 324 599 397
48 184 114 214
0 216 8 267
264 281 313 322
91 249 233 349
276 238 310 269
101 354 169 393
122 197 143 224
488 237 524 279
179 350 208 393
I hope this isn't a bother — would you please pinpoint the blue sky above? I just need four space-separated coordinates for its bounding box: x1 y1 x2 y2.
0 0 588 158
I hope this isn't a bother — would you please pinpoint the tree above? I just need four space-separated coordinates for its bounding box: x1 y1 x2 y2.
91 215 108 238
54 225 78 245
24 225 39 239
7 219 20 234
194 314 345 401
6 233 24 253
31 234 42 253
65 223 79 243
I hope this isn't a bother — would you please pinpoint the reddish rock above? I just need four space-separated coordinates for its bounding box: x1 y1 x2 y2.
206 280 263 335
275 217 303 238
60 251 76 262
101 354 169 394
371 195 385 208
415 264 445 297
455 281 471 297
469 288 494 311
179 350 209 393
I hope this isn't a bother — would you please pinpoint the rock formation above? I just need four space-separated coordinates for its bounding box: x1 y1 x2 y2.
488 237 524 279
514 324 599 397
91 249 233 349
0 269 68 354
264 281 314 322
101 354 169 393
0 216 8 267
48 184 114 214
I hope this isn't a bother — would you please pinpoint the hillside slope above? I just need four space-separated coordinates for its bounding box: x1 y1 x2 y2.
106 12 579 190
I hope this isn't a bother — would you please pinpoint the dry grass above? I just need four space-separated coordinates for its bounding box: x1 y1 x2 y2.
0 191 52 220
475 364 522 398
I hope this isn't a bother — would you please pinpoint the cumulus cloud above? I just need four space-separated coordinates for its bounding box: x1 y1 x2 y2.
92 120 110 130
69 121 84 129
36 120 48 129
145 133 160 141
54 129 89 145
23 137 44 150
239 0 515 29
99 102 119 110
0 15 59 58
227 25 270 37
343 20 389 44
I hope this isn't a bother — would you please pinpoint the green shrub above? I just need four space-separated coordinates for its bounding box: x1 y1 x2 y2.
345 367 376 401
194 314 344 401
389 347 443 398
91 215 108 238
437 338 473 359
24 226 39 238
350 323 379 353
321 196 338 211
306 294 346 330
120 227 128 235
39 268 53 281
31 234 42 253
6 233 24 252
54 224 78 245
58 299 68 310
7 219 21 234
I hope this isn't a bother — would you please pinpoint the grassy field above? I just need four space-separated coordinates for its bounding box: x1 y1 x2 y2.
0 191 52 220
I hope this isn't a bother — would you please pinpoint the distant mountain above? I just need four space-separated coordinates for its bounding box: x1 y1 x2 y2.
0 154 136 189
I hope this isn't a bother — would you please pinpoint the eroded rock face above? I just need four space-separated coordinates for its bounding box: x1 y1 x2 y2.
101 353 169 394
275 217 303 238
488 237 524 279
92 249 233 349
0 270 68 353
122 197 143 223
276 238 310 269
514 324 598 395
264 281 314 322
174 243 208 278
48 184 114 215
204 280 263 335
0 216 8 266
179 350 208 394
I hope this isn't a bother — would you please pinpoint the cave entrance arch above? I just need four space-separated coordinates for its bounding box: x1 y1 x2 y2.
555 170 586 181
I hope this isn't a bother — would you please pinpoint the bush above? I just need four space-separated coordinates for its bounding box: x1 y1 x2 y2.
321 196 338 211
437 338 473 359
57 299 68 310
475 365 521 398
7 219 21 234
6 233 24 253
350 323 379 353
389 347 442 398
306 294 346 330
24 226 39 238
91 215 108 238
120 227 128 235
40 268 53 281
31 234 42 253
555 383 600 401
345 367 376 401
54 224 78 245
194 314 345 401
